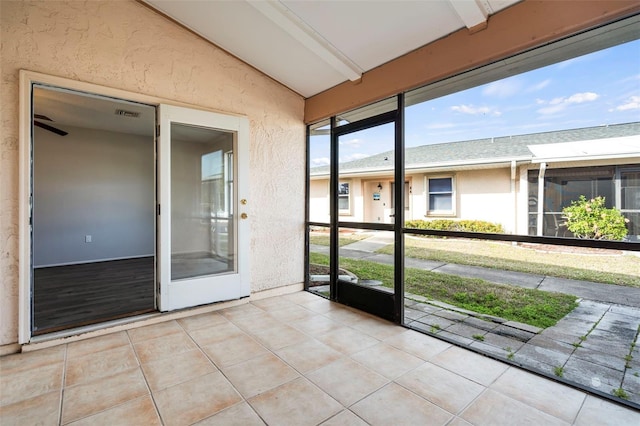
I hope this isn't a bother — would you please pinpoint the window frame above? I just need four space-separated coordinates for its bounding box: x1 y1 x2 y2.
338 180 351 216
426 175 456 216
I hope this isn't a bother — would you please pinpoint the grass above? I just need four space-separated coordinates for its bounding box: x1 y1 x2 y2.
310 252 578 329
376 238 640 288
311 231 640 287
309 233 370 247
554 366 564 377
505 347 515 360
472 334 485 341
612 387 629 400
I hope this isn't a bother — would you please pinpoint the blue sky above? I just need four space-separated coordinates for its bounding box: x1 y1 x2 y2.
311 38 640 167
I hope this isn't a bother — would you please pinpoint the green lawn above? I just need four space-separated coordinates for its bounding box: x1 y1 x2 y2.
310 252 578 329
376 239 640 288
309 234 370 247
311 232 640 287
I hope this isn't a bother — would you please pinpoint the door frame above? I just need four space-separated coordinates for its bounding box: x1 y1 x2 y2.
18 71 251 343
329 96 405 322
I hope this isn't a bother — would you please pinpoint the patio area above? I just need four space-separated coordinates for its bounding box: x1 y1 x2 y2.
1 291 638 425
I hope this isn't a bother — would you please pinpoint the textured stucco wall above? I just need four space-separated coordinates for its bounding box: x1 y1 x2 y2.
457 169 514 232
0 0 305 345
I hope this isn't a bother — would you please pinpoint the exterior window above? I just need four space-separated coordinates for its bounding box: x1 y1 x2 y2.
428 177 454 214
619 168 640 241
338 181 350 215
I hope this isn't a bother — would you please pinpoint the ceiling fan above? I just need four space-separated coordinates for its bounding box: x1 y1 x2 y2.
34 114 68 136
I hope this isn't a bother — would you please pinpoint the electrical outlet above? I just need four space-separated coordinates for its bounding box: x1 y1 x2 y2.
85 235 92 243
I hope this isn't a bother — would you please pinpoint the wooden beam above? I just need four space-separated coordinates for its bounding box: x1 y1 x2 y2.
304 0 640 124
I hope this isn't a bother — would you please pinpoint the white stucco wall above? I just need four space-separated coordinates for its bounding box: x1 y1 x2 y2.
0 0 305 345
457 169 515 232
309 180 330 223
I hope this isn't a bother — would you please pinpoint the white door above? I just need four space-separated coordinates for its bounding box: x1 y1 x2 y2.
158 105 250 311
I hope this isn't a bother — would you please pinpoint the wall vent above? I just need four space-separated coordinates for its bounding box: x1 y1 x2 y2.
115 109 140 118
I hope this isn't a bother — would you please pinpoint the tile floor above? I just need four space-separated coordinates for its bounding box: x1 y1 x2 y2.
1 291 638 425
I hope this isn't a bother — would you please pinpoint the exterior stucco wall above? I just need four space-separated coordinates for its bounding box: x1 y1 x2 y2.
0 1 305 345
457 169 515 232
310 169 517 232
309 180 329 223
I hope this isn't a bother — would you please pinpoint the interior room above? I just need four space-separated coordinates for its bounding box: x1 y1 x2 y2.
1 1 639 424
31 87 157 334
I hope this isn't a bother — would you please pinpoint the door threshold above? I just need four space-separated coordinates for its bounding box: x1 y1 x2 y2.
27 312 161 346
22 297 250 352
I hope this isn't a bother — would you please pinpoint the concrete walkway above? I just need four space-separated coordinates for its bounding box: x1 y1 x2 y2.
310 237 640 405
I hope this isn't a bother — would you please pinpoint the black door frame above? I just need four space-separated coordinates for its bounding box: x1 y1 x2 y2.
323 94 405 323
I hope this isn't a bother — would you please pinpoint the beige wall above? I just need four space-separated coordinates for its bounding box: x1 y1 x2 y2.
0 1 305 345
457 169 515 232
310 169 518 232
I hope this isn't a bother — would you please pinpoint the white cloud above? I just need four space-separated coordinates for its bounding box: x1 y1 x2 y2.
450 104 501 116
340 153 369 163
609 95 640 112
482 80 521 98
536 92 599 115
311 157 330 166
339 138 362 148
566 92 599 103
526 79 551 93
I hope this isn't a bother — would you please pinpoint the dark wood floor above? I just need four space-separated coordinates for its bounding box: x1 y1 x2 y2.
33 257 156 335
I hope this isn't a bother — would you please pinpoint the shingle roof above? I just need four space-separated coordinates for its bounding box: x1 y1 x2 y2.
311 122 640 176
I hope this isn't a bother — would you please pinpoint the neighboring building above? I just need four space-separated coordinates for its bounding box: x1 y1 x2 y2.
310 122 640 240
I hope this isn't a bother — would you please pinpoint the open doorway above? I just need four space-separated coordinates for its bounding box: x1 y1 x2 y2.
31 86 156 334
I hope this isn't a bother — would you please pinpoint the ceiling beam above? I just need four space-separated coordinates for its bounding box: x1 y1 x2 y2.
448 0 491 30
247 0 363 81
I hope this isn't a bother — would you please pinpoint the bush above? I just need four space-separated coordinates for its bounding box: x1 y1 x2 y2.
562 196 629 240
405 219 504 234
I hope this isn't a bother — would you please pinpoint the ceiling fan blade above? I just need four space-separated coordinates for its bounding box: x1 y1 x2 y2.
34 114 53 121
34 120 68 136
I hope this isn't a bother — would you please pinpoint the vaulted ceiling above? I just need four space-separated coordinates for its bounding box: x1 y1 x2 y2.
143 0 521 98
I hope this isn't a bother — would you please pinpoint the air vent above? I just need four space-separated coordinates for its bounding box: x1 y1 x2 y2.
115 109 140 118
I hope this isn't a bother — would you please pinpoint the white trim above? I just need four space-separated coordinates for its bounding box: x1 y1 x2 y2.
338 179 352 216
18 72 32 345
247 0 362 81
311 157 531 179
532 153 640 164
448 0 489 30
158 104 251 312
18 70 251 344
426 174 456 216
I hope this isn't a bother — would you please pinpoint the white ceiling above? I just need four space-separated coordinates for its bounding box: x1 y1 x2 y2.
34 86 155 136
144 0 521 97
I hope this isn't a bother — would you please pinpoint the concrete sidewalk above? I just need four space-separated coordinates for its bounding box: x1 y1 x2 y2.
311 242 640 308
309 237 640 405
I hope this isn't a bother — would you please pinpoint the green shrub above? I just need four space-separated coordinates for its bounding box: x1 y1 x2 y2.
562 196 629 240
405 219 504 234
